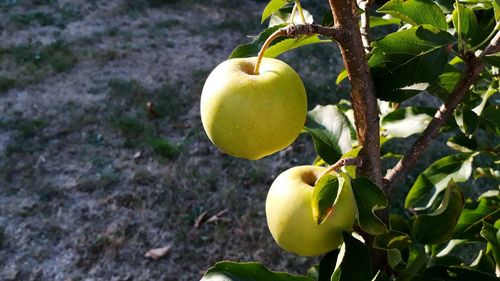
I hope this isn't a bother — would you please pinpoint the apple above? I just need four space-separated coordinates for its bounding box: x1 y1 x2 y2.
266 165 357 256
200 57 307 160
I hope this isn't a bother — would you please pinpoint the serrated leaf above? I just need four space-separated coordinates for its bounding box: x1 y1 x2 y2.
455 195 500 240
369 25 455 102
405 153 474 209
447 133 478 152
202 261 313 281
229 24 288 59
305 105 356 165
352 177 388 235
311 174 340 225
381 107 435 138
378 0 447 30
452 4 478 39
413 265 499 281
374 230 412 250
264 35 330 58
331 233 372 281
261 0 292 23
412 181 464 244
480 221 500 273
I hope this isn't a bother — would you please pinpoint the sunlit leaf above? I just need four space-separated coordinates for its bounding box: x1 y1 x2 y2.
305 105 356 165
405 153 474 209
202 261 313 281
369 25 455 102
264 35 330 58
454 194 500 240
378 0 447 30
412 181 464 244
261 0 292 23
381 107 435 138
311 174 340 225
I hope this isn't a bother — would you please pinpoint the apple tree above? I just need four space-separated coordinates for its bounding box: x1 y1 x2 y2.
200 0 500 280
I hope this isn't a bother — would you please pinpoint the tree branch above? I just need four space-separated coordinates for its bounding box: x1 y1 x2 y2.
358 0 372 53
384 31 500 189
328 0 383 188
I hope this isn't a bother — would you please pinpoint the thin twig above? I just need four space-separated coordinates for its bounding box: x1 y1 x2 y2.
384 31 500 190
315 157 362 185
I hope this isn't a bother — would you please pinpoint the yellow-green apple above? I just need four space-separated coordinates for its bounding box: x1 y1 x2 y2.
266 165 357 256
200 57 307 160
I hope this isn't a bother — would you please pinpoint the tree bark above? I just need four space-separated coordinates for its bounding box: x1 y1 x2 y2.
328 0 383 188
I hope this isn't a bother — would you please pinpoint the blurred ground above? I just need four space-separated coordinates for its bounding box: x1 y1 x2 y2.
0 1 345 280
0 1 462 280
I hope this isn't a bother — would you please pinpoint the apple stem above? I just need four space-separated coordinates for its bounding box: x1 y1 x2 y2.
295 0 306 24
253 28 288 75
315 157 362 185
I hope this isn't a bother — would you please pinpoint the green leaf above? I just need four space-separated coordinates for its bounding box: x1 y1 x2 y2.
264 35 330 58
447 133 478 153
381 107 435 138
387 248 405 270
202 261 313 281
414 265 499 281
454 195 500 239
261 0 292 23
341 147 362 178
470 9 496 50
470 250 496 276
352 177 388 235
389 214 411 234
331 233 373 281
480 104 500 136
454 107 479 136
405 153 474 209
305 105 356 165
369 25 455 102
317 250 340 281
480 222 500 273
335 68 348 85
412 181 464 244
369 16 402 28
452 4 478 39
311 174 340 225
373 230 412 250
427 64 463 100
229 24 288 59
377 0 447 30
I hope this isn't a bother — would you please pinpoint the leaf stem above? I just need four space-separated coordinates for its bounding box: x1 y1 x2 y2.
290 3 297 24
471 22 500 52
295 0 306 24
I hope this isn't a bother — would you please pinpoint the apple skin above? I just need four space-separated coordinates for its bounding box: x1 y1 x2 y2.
266 165 357 256
200 57 307 160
